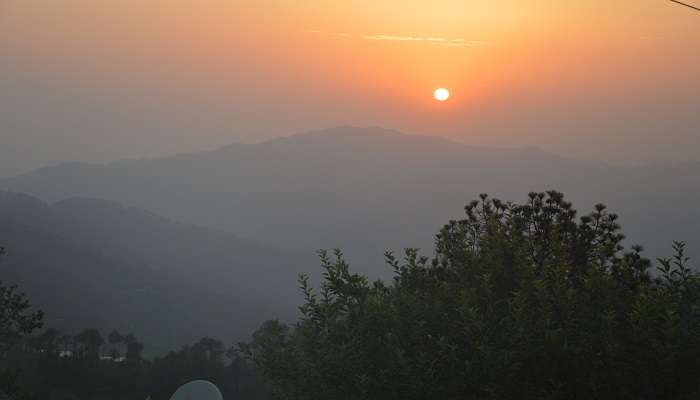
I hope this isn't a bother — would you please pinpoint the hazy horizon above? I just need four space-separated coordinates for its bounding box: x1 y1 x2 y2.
3 123 700 179
2 0 700 177
0 125 605 178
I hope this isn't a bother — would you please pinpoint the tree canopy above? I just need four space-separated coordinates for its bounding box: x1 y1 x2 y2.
0 247 44 357
0 246 44 399
241 191 700 400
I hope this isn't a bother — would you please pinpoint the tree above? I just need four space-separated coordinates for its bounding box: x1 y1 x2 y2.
193 337 226 364
107 329 123 358
75 329 104 359
238 320 303 400
124 332 143 363
30 328 61 356
241 191 700 400
0 247 44 399
58 334 73 355
0 247 44 357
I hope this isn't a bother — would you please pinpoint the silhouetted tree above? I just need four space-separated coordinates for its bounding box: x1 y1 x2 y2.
0 246 44 399
194 337 226 364
124 332 143 363
107 329 123 359
57 334 72 355
241 191 700 400
75 329 104 360
30 328 60 356
0 247 269 399
0 247 44 357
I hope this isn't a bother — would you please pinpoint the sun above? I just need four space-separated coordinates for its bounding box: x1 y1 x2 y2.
434 88 450 102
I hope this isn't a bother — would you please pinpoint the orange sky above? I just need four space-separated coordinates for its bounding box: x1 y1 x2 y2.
1 0 699 175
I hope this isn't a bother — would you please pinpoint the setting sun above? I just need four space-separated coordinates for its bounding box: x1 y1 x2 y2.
434 88 450 102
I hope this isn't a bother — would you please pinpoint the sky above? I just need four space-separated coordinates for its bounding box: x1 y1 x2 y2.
1 0 699 177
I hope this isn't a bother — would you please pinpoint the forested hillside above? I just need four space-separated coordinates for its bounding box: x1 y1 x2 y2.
0 192 303 354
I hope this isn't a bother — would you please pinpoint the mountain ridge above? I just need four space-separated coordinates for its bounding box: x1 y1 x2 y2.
0 191 304 353
1 126 698 269
7 126 610 178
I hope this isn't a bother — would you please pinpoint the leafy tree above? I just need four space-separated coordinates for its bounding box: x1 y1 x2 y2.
0 247 44 399
0 247 44 357
241 191 700 400
57 334 73 355
108 329 123 358
146 337 268 400
238 320 302 400
75 329 104 360
193 337 226 364
29 328 61 356
124 332 144 363
8 331 268 400
0 247 269 399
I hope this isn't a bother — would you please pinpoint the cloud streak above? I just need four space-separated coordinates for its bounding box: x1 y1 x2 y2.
304 30 487 48
364 35 425 41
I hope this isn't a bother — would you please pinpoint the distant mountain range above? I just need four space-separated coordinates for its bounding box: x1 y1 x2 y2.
2 126 699 353
0 191 303 354
3 127 698 267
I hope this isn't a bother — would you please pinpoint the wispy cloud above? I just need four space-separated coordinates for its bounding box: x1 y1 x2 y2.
364 35 426 42
304 30 487 48
446 40 489 47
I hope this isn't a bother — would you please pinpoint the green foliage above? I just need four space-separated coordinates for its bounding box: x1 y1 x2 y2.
5 331 268 400
0 244 270 399
241 191 700 400
0 247 44 357
0 246 44 399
